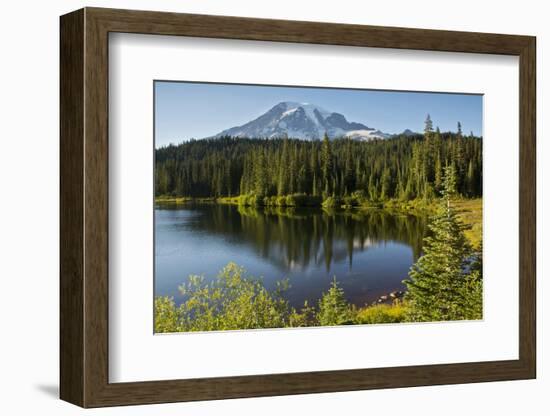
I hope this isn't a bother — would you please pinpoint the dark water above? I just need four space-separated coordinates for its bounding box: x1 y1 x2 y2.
155 204 427 309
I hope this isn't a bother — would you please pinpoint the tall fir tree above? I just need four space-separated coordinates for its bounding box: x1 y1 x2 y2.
317 278 353 326
321 132 333 197
424 114 434 137
277 138 290 195
404 165 482 321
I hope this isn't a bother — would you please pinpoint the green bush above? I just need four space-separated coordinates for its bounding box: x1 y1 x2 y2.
289 301 317 327
263 195 278 206
317 279 355 326
244 193 324 207
284 195 295 206
154 296 181 333
274 195 286 206
351 190 367 203
238 194 263 206
322 196 342 209
155 263 292 332
356 303 408 324
342 194 359 208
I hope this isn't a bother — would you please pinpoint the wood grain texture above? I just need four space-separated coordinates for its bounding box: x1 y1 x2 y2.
88 7 532 54
59 8 84 407
59 7 537 408
518 38 537 376
83 10 110 406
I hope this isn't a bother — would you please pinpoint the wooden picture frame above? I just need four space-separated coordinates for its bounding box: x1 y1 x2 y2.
60 7 536 408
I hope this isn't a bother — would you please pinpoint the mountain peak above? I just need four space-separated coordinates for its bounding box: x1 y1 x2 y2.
400 129 418 136
213 102 391 141
278 101 331 117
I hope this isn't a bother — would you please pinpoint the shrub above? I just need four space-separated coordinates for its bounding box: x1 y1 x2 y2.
351 190 367 203
276 195 288 206
289 301 317 327
317 279 355 326
284 195 295 206
154 296 180 333
322 196 342 209
155 263 292 332
342 194 360 208
263 195 278 206
238 193 264 206
355 303 408 324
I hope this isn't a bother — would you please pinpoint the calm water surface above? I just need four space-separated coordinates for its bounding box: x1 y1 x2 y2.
155 204 427 309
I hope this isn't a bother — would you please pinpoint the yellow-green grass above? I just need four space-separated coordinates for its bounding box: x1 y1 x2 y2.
355 302 409 324
380 198 438 214
217 196 241 205
155 196 192 204
453 198 482 248
156 196 221 204
379 198 482 248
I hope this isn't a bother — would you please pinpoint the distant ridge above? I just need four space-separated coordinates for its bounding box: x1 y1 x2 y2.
400 129 419 136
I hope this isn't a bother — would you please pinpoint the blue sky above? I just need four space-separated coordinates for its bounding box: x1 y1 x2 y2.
155 81 483 148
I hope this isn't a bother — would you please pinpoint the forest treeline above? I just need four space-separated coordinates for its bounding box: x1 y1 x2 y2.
155 117 482 202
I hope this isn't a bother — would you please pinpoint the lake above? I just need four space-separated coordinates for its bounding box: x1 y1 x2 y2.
155 203 427 309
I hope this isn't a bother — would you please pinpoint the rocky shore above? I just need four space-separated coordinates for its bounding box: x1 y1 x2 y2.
371 290 405 306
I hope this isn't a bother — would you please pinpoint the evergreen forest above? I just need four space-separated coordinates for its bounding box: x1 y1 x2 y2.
155 117 482 205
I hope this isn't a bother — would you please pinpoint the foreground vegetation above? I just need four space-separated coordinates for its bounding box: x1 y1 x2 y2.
155 262 410 332
155 167 482 332
403 167 482 321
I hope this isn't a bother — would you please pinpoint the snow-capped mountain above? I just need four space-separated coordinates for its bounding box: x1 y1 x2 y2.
212 101 391 141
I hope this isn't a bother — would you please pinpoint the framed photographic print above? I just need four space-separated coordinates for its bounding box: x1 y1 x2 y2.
60 7 536 408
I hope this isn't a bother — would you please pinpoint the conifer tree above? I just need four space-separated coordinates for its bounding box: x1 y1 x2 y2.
317 278 353 326
155 122 482 201
277 138 290 195
253 149 267 196
343 138 354 193
461 242 483 318
404 165 482 321
380 167 391 200
434 153 442 192
466 159 475 197
321 133 333 197
424 114 434 137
